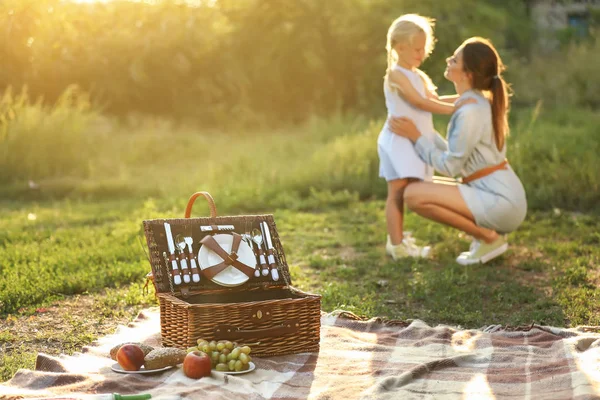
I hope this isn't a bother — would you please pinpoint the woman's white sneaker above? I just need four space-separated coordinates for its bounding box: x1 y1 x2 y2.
456 236 507 265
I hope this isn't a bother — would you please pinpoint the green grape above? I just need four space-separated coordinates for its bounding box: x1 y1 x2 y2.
234 360 243 372
239 353 249 365
226 353 234 362
221 348 231 356
215 363 229 372
230 348 241 359
216 342 225 351
225 341 234 350
196 339 208 347
209 341 217 351
187 346 199 353
218 354 227 364
240 346 251 355
228 360 236 371
201 344 211 353
211 351 220 362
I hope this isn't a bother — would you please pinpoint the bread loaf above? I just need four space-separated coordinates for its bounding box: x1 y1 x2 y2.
144 347 187 370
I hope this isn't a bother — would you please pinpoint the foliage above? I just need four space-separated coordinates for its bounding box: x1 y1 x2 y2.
1 92 598 212
0 0 536 123
509 37 600 108
0 86 97 184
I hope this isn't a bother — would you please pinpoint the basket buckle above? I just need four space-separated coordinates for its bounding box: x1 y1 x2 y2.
249 306 274 323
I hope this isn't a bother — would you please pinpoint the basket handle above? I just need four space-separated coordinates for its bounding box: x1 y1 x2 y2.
214 319 299 339
185 191 217 219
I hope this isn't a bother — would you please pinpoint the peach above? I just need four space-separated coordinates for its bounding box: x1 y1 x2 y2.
116 344 145 371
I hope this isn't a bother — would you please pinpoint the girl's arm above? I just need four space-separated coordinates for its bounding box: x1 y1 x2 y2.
423 91 457 104
439 94 460 104
388 70 456 115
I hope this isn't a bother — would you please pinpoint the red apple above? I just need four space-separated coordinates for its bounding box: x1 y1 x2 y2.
183 351 212 379
116 344 145 371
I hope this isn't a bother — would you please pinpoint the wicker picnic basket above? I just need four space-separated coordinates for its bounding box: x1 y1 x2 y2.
143 191 321 357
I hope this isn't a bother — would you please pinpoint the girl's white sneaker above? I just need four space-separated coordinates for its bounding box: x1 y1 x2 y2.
386 236 431 260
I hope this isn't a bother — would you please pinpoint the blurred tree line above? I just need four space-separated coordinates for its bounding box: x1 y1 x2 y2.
0 0 596 125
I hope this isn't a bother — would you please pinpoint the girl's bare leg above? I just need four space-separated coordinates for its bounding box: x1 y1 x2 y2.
386 178 412 245
403 182 499 244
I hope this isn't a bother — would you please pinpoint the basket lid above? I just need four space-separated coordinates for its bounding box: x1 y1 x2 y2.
142 192 292 296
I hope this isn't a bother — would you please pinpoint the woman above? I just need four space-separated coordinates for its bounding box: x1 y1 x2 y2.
388 37 527 265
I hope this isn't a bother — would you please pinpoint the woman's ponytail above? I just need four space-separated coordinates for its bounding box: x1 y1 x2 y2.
490 75 509 151
462 37 511 151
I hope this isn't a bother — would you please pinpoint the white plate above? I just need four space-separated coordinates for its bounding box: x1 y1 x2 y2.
111 363 175 374
198 234 257 287
223 361 256 375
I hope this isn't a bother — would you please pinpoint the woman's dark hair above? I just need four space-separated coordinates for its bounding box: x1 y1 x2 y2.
462 37 511 151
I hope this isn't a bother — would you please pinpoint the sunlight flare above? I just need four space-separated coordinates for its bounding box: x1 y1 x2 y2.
463 373 496 400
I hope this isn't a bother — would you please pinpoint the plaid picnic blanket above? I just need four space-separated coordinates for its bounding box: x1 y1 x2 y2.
2 308 600 400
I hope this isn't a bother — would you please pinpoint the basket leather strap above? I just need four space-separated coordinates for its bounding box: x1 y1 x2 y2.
201 233 256 279
214 319 300 339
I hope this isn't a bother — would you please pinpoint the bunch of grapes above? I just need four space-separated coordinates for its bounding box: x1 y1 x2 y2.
188 339 252 372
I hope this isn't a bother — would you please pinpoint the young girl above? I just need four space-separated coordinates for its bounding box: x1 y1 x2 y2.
378 14 467 260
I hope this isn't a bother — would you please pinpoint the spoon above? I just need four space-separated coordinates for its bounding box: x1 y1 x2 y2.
243 221 260 278
252 228 269 276
175 234 191 283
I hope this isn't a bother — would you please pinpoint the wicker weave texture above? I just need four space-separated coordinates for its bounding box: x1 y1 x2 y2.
144 192 322 357
158 288 321 357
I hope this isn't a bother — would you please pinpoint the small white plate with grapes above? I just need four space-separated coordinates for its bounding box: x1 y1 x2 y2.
195 339 256 375
222 361 256 375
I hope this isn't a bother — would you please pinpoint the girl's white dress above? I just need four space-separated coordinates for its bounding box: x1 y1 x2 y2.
377 65 436 181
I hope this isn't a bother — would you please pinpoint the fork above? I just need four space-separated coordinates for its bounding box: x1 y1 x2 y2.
175 235 191 284
184 236 201 283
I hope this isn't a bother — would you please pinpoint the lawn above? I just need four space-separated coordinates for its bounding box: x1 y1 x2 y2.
1 105 599 382
2 198 599 382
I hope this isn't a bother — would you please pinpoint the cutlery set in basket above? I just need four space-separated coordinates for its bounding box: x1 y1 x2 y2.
161 218 280 288
143 192 321 357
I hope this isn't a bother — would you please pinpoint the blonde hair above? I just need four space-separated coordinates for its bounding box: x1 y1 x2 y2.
385 14 436 76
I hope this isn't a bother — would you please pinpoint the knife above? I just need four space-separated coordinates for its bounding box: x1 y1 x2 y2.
259 223 270 277
261 221 279 281
247 239 261 278
164 222 182 285
200 225 235 232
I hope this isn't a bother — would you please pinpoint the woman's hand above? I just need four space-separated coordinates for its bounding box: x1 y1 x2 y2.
388 117 422 143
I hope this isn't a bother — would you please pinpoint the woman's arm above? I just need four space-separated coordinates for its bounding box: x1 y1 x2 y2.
389 106 483 177
388 70 456 115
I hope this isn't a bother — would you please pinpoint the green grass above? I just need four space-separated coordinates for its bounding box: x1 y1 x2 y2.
1 104 599 382
2 98 600 212
2 198 598 327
